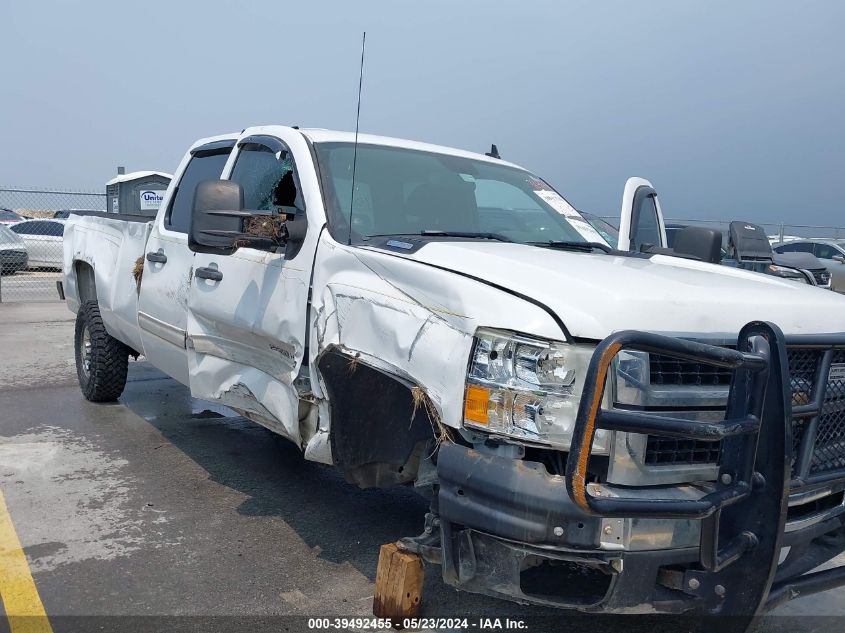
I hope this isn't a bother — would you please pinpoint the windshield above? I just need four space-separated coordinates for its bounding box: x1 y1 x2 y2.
0 209 22 221
314 142 607 246
581 213 619 245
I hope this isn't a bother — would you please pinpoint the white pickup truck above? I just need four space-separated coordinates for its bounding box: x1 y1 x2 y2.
62 126 845 620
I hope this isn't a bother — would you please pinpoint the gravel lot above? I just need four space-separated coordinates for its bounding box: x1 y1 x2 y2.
0 303 843 632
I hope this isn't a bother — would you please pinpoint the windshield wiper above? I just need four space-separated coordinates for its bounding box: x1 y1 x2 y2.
419 230 513 242
363 231 514 243
529 240 612 253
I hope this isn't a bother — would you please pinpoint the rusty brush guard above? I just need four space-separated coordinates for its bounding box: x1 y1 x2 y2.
436 321 845 616
565 322 792 584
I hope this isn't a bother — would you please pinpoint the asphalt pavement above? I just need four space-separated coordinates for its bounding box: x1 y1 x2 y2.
0 302 843 632
0 270 62 303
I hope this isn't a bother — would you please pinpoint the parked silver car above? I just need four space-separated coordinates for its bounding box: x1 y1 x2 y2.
0 208 26 226
8 219 66 269
774 239 845 293
0 224 29 274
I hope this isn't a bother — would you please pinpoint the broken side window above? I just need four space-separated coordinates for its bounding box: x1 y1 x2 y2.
230 143 303 216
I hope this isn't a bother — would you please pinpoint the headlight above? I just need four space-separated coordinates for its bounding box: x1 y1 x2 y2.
462 328 610 453
768 264 809 284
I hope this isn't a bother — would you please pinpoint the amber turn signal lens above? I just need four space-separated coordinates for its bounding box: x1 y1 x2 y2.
464 384 490 425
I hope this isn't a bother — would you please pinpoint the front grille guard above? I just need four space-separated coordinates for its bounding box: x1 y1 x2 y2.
789 345 845 484
565 321 784 573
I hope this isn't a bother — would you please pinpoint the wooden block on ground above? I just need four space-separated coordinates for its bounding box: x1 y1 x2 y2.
373 542 424 623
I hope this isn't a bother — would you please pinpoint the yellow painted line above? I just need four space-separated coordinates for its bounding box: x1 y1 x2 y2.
0 489 53 633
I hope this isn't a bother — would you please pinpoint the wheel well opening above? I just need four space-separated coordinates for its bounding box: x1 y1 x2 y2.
317 347 441 488
74 261 97 303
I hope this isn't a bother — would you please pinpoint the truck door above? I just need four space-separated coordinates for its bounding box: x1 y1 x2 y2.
616 177 668 252
186 129 317 444
137 138 236 385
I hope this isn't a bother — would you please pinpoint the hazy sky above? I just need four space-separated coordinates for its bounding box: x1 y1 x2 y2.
2 0 843 225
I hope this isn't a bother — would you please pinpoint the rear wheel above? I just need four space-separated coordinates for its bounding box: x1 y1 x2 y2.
74 300 129 402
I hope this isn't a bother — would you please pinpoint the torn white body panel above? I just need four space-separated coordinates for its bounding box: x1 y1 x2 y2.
186 352 302 443
308 232 565 429
184 126 325 450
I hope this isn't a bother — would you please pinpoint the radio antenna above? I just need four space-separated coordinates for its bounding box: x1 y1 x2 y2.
348 31 366 246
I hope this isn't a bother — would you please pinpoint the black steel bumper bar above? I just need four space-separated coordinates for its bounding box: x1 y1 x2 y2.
565 321 793 576
766 564 845 610
598 409 762 441
565 324 772 521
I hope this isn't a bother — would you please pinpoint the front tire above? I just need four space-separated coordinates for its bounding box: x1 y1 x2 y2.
75 300 129 402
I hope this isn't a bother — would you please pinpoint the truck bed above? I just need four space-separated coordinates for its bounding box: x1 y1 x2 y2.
63 213 153 353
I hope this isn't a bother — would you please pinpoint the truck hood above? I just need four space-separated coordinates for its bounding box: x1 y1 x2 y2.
397 241 845 340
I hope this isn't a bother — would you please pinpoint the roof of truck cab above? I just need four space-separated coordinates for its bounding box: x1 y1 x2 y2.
298 128 524 170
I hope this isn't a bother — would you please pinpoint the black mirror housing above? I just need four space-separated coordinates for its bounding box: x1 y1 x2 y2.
189 180 246 255
188 179 302 256
673 226 723 264
284 215 308 259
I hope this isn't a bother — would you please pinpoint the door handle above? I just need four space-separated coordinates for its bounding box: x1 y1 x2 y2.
195 266 223 282
146 251 167 264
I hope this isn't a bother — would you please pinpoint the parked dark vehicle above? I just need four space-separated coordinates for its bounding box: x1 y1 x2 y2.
775 239 845 293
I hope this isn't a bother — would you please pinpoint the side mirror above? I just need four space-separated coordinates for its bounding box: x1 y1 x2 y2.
188 180 245 254
833 255 845 264
673 226 723 264
188 180 286 254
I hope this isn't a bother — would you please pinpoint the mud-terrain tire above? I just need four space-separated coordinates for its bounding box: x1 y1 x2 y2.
74 300 129 402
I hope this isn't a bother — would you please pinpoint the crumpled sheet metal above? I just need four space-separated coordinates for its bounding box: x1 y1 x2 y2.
308 237 562 430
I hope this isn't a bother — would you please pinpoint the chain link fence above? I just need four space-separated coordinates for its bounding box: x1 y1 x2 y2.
0 187 106 302
598 216 845 243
